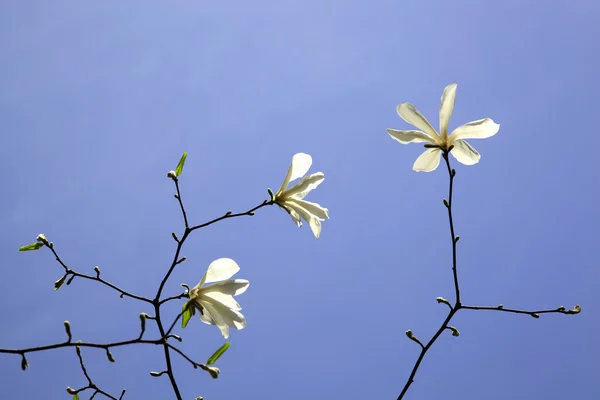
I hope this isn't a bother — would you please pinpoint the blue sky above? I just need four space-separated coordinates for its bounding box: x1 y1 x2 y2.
1 1 598 399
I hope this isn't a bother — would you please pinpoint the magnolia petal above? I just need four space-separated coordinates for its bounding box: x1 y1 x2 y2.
439 83 457 136
450 139 480 165
286 198 329 220
277 153 312 195
387 129 433 144
413 148 441 172
202 298 246 338
396 103 439 138
202 279 249 296
290 209 302 226
287 201 323 238
282 172 324 199
197 301 215 325
202 292 242 311
450 118 499 141
203 258 240 284
201 301 230 338
278 203 302 227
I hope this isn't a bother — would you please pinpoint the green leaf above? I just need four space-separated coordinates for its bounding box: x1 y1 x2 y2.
206 342 230 365
54 276 66 291
73 394 79 400
175 152 188 176
181 300 194 329
19 242 44 251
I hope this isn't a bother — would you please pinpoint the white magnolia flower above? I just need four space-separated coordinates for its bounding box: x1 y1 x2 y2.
189 258 249 339
272 153 329 239
387 83 500 172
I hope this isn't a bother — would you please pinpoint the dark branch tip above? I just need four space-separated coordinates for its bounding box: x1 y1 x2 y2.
105 348 115 363
20 354 28 370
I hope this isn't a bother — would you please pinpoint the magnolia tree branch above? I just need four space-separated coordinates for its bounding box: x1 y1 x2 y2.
2 161 277 400
67 345 126 400
0 337 161 356
397 148 580 400
461 304 580 317
153 174 274 399
189 199 275 232
46 241 153 304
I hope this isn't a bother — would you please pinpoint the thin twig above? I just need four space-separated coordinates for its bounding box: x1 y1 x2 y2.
168 344 202 368
154 305 183 400
189 200 274 232
68 346 122 400
462 305 579 316
174 179 189 229
47 244 152 304
166 313 183 337
396 150 578 399
160 293 188 305
0 337 160 355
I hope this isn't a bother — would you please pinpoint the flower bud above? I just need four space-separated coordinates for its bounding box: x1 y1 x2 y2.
139 313 146 333
64 320 72 341
66 387 77 395
201 364 220 379
436 297 451 306
106 348 115 362
405 329 423 346
167 170 177 179
572 305 581 314
447 326 460 337
531 313 540 319
36 234 48 244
